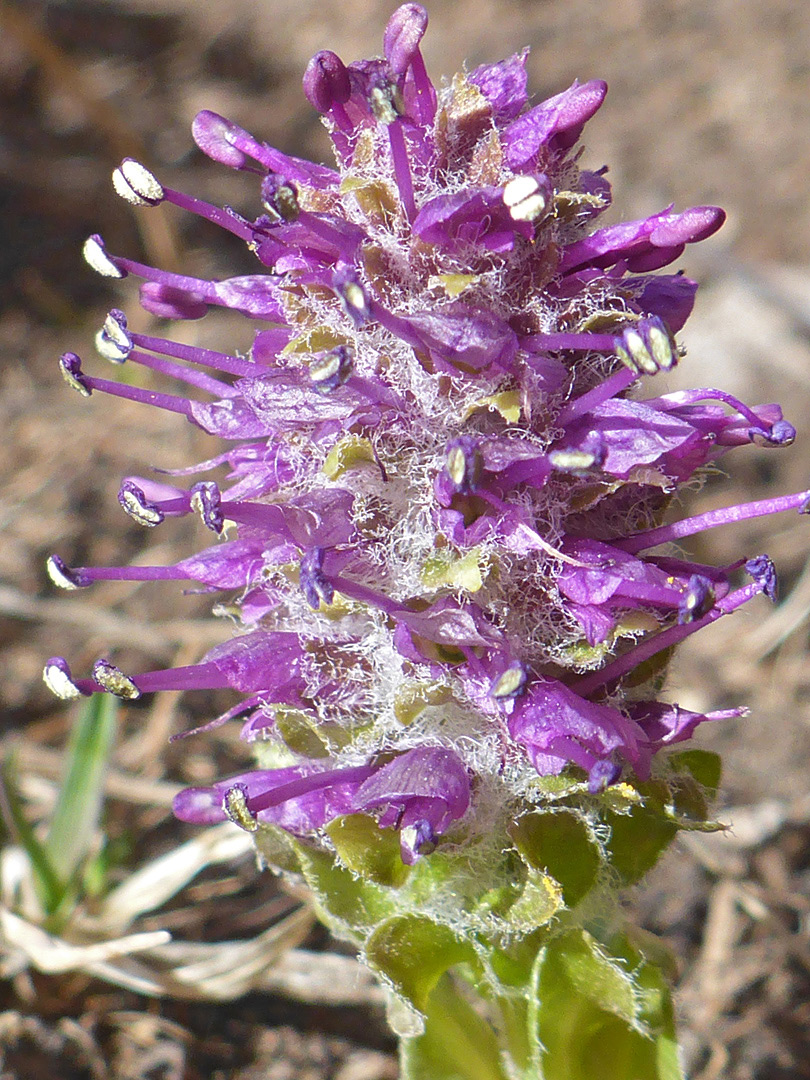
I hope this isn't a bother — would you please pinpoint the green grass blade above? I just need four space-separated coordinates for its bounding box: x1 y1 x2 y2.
0 754 64 913
44 693 118 883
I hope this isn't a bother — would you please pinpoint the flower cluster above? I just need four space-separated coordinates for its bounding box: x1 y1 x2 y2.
47 5 805 879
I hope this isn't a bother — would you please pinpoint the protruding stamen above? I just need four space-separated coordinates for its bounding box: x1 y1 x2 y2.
387 121 416 220
573 581 769 697
656 387 796 446
83 234 125 278
96 309 133 363
223 784 259 832
549 434 606 475
333 268 371 325
556 367 638 426
491 663 528 700
617 488 810 554
615 317 676 375
46 554 91 590
112 158 165 206
43 657 84 700
445 436 482 492
59 352 92 397
118 480 165 527
93 659 141 700
678 575 715 624
58 352 194 418
309 345 354 392
745 554 777 602
260 174 300 222
190 481 224 534
502 174 551 223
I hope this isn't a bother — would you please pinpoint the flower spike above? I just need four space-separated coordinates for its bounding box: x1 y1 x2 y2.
46 16 805 1060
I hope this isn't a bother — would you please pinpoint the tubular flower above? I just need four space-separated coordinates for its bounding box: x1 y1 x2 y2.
48 6 802 928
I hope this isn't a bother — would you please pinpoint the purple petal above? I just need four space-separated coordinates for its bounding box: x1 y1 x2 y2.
503 79 607 169
559 205 725 275
469 50 529 121
509 679 642 773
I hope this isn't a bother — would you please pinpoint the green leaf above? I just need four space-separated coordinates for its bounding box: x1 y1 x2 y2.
295 844 396 940
253 821 303 874
504 869 564 933
668 749 722 797
555 930 638 1024
274 708 330 758
531 932 685 1080
605 803 678 885
509 810 602 907
326 813 409 887
365 915 476 1017
400 973 508 1080
45 693 117 884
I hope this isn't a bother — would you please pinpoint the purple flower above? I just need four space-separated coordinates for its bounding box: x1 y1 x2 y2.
47 5 804 866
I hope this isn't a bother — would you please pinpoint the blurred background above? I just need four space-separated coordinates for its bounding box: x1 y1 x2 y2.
1 1 809 1077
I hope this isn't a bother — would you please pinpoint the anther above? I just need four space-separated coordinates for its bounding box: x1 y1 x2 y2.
615 317 676 375
491 663 528 700
223 784 259 832
190 481 224 535
43 657 83 701
82 235 125 278
300 546 335 609
118 480 165 527
745 554 778 602
59 352 92 397
309 345 354 391
111 158 165 206
445 437 482 492
678 575 715 624
587 759 621 794
333 268 371 325
502 174 551 223
369 80 403 125
261 174 300 223
92 659 141 700
46 555 91 590
401 819 436 858
95 309 133 363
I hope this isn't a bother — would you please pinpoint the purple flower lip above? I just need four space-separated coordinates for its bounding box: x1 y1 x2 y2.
175 745 469 865
303 50 352 114
382 3 428 77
